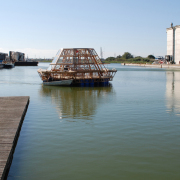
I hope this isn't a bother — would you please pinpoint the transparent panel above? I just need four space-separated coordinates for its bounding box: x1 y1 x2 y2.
47 49 62 70
57 56 64 64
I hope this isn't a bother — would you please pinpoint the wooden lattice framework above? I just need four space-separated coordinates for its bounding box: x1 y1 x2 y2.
38 48 117 84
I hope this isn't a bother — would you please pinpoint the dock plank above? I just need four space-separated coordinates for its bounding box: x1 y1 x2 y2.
0 96 29 180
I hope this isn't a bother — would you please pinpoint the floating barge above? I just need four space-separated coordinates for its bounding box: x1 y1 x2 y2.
14 61 38 66
37 48 117 86
10 51 38 66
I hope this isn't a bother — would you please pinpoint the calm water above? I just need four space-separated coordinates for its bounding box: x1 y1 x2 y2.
1 63 180 180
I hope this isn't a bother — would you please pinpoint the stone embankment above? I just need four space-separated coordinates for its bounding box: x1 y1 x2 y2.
122 63 180 69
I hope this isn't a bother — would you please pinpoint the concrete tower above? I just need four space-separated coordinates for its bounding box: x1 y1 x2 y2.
167 23 180 64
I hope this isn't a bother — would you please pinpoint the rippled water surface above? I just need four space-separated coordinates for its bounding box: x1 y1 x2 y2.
1 63 180 180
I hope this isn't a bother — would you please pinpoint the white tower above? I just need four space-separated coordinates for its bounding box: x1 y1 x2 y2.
167 23 180 64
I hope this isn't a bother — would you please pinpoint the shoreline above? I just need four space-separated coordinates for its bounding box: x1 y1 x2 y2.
121 63 180 69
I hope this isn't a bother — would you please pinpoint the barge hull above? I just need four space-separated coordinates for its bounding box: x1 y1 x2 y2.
43 80 73 86
15 62 38 66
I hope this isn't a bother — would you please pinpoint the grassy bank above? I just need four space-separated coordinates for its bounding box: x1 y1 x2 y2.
104 56 154 64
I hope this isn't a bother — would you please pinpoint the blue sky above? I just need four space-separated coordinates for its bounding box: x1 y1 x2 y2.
1 0 180 58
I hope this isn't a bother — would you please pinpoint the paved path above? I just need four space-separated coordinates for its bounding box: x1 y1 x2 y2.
0 96 29 180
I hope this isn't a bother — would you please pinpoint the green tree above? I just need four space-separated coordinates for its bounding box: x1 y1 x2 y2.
122 52 133 59
105 57 115 61
147 55 155 59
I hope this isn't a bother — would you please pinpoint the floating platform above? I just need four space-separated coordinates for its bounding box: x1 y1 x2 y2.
0 96 29 180
15 61 38 66
38 48 117 86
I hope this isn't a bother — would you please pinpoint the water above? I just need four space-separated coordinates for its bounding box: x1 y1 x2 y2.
1 63 180 180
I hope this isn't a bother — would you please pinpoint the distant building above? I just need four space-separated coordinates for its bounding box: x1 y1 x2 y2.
166 23 180 64
0 52 8 63
9 51 25 62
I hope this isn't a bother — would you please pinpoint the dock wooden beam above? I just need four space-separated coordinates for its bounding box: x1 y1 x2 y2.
0 96 29 180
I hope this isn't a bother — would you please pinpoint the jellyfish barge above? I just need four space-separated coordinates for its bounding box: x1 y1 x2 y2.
37 48 117 86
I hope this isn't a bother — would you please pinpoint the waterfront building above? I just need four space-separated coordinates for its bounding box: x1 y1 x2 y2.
0 52 8 63
9 51 25 62
166 23 180 64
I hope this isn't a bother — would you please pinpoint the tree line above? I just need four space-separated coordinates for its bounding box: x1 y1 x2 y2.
105 52 155 64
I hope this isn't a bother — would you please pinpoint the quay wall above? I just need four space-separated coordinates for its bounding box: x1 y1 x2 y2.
121 63 180 69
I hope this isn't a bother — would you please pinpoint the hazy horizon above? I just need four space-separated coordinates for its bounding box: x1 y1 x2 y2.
1 0 180 58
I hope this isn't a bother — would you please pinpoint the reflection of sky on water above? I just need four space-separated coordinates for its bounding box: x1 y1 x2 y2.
39 86 115 120
166 71 180 116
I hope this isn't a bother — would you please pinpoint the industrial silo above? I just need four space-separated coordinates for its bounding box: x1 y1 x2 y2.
166 23 180 64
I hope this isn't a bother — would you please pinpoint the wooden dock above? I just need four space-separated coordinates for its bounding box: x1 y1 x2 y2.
0 96 29 180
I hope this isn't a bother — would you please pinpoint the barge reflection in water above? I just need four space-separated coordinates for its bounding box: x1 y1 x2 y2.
39 85 115 120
